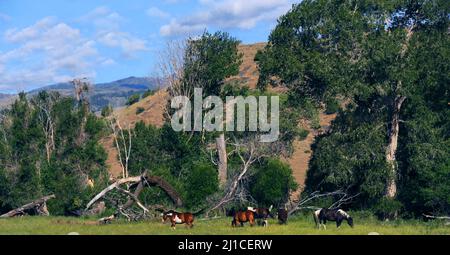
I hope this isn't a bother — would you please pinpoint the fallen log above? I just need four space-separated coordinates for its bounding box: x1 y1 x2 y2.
85 176 141 210
423 214 450 220
0 194 56 218
116 187 149 213
85 172 183 212
98 214 115 224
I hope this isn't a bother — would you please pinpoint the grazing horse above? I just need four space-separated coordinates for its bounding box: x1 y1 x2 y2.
253 205 274 227
161 210 195 229
229 208 256 227
277 208 288 224
313 208 354 229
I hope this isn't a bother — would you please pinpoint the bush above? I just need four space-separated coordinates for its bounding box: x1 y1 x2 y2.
101 105 113 117
325 98 340 114
184 161 219 209
143 89 156 98
374 198 403 220
126 94 140 106
136 107 145 115
250 158 298 207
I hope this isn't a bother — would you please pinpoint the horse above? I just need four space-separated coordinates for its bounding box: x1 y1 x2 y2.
229 207 256 227
313 208 354 229
277 208 288 224
161 209 203 229
253 205 274 227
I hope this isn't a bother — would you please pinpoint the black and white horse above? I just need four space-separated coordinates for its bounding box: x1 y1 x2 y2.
313 208 354 229
253 205 274 227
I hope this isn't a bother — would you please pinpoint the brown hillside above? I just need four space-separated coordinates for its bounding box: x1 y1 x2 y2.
103 43 336 194
102 89 168 177
228 42 266 89
287 113 336 201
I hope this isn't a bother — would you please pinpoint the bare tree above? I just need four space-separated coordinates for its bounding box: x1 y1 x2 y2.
71 78 92 145
156 40 190 97
72 78 91 104
206 134 282 215
0 110 9 144
216 133 228 187
108 117 132 179
287 190 360 216
31 93 59 164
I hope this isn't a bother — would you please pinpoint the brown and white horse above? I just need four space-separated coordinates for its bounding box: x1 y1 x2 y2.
161 210 195 229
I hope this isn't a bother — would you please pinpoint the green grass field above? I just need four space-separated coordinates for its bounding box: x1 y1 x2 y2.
0 214 449 235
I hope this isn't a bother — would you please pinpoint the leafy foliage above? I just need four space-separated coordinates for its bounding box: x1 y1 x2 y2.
258 0 450 215
126 94 141 106
0 91 109 215
250 158 297 207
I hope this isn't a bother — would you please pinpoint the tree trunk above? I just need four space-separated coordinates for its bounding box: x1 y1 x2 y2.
385 95 406 198
0 194 55 217
216 133 227 187
85 173 183 211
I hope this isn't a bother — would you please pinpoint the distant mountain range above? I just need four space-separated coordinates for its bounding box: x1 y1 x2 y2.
0 76 160 111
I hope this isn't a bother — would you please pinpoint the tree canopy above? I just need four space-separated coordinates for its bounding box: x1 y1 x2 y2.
257 0 449 216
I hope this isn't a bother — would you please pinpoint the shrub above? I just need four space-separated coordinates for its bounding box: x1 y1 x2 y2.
101 105 113 117
325 98 340 114
143 89 156 98
126 94 140 106
136 107 145 115
250 158 298 207
184 161 219 209
374 198 403 220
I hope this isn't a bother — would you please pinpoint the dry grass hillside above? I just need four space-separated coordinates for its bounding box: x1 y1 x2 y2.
103 43 336 198
102 89 168 177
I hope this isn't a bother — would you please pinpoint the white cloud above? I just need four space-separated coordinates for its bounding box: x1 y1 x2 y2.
97 31 148 58
160 0 294 36
0 17 99 91
146 7 170 19
160 19 206 37
82 6 149 56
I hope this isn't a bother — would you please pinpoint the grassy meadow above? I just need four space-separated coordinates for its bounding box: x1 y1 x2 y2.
0 214 448 235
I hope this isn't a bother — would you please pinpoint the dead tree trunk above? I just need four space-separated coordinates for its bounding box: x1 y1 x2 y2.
85 173 183 212
385 95 406 198
216 133 227 187
206 142 257 215
0 194 55 218
109 118 132 179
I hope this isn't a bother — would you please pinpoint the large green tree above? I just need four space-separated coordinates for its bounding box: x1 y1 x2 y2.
257 0 449 215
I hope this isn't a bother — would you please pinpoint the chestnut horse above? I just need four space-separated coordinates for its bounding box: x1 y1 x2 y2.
229 208 256 227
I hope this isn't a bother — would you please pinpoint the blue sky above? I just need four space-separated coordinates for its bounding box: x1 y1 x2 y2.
0 0 296 93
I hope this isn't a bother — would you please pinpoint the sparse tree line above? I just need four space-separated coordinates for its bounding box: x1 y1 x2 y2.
0 0 449 220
